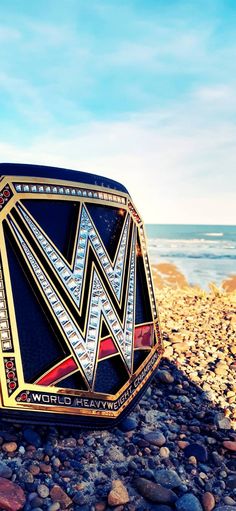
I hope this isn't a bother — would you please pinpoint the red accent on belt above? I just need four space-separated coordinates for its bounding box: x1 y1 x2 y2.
37 323 154 386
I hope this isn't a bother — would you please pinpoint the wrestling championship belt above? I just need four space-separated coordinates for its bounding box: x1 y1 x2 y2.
0 163 163 427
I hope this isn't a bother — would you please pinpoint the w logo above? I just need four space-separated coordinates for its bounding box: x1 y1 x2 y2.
0 165 162 426
8 203 136 387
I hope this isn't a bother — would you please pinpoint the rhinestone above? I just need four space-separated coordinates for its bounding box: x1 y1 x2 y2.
2 340 11 350
0 331 9 340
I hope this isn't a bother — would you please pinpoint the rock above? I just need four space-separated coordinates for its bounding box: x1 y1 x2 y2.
226 475 236 489
175 493 203 511
0 462 12 479
95 503 106 511
215 363 228 375
202 492 215 511
154 469 182 489
184 443 208 462
223 441 236 451
39 462 52 473
224 497 236 506
149 507 173 511
48 504 61 511
188 456 197 465
30 496 43 508
18 468 34 483
23 428 41 448
214 413 231 430
60 437 77 448
50 485 72 509
212 451 223 466
37 484 50 498
119 417 137 432
144 431 166 447
156 370 174 384
29 464 40 476
108 480 129 506
178 441 189 449
2 442 18 453
159 447 170 458
214 507 236 510
135 477 177 504
0 477 26 511
109 447 126 462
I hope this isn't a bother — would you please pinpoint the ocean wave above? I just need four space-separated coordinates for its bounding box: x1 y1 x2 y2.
156 253 236 260
148 238 236 249
149 238 221 245
205 232 224 236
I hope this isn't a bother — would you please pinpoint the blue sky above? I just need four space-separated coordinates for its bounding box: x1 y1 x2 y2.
0 0 235 224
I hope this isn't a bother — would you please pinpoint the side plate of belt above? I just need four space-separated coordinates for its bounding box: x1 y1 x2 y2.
0 163 163 427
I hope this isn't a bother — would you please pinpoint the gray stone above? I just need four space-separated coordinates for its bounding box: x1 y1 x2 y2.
214 412 232 430
215 508 236 511
156 370 174 384
37 484 50 498
108 446 126 462
154 469 182 489
226 475 236 489
144 431 166 447
135 477 177 504
18 467 34 483
0 462 12 479
175 493 203 511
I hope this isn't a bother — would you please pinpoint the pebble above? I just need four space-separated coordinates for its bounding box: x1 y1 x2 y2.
2 442 18 453
215 507 236 510
37 484 50 498
202 492 215 511
0 477 26 511
109 447 126 462
119 417 137 432
50 485 72 508
214 413 231 430
226 475 236 489
144 431 166 447
223 441 236 451
23 429 41 448
156 370 174 384
48 504 61 511
108 479 129 506
154 469 182 489
175 493 203 511
0 462 12 479
95 503 106 511
224 497 236 506
159 447 170 458
135 477 177 504
184 443 208 462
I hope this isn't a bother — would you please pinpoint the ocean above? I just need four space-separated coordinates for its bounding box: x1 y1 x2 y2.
146 224 236 290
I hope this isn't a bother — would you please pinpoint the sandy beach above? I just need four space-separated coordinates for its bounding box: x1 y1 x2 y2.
152 262 236 292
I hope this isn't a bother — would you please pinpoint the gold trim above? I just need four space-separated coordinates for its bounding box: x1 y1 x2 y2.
0 174 163 420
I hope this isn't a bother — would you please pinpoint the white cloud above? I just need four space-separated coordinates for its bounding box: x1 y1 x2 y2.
1 89 235 225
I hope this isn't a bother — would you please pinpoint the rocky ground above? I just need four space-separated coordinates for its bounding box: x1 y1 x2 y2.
0 286 236 511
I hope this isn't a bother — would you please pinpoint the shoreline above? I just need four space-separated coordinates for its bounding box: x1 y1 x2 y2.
151 261 236 292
